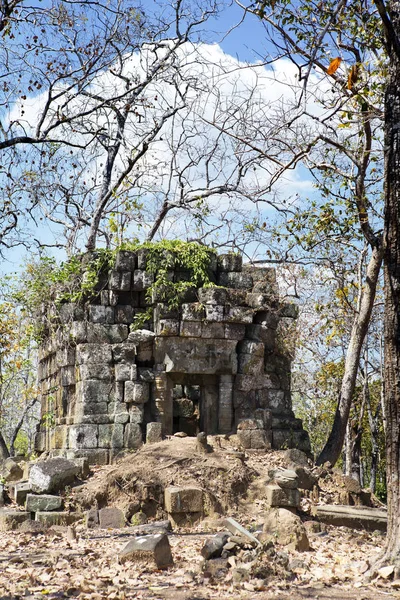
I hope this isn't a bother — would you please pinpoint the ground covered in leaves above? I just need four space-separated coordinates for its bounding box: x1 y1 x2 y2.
0 519 397 599
1 437 395 599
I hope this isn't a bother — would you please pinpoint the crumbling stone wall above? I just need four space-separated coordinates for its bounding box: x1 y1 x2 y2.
35 250 310 464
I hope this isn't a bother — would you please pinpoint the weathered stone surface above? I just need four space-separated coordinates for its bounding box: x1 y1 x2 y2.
109 270 131 291
99 507 125 529
205 305 224 322
201 532 230 559
85 508 99 529
35 511 80 526
180 321 202 337
265 484 301 508
263 508 309 551
111 424 124 449
237 429 270 450
129 404 144 424
223 517 261 547
26 494 63 512
217 253 242 272
69 425 98 449
146 422 162 444
125 381 149 404
0 509 31 531
86 324 129 344
198 288 228 305
112 343 137 363
273 469 299 489
165 486 203 514
76 343 113 365
311 504 387 532
1 458 23 482
155 338 237 375
130 520 172 535
29 458 79 494
8 481 31 505
224 323 246 340
115 305 135 324
115 250 137 272
72 457 90 479
118 533 174 569
293 466 318 490
218 272 253 289
88 305 114 324
66 448 109 466
124 423 143 448
156 319 180 336
181 303 205 321
237 418 263 431
132 269 154 291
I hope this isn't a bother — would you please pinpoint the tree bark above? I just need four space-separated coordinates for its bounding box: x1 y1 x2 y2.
381 0 400 562
0 430 9 460
316 244 383 466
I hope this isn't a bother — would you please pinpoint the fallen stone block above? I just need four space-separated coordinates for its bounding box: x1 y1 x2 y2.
26 494 63 512
8 481 31 505
0 509 31 531
165 486 203 514
263 508 309 551
1 458 23 482
85 508 99 529
168 511 202 527
273 468 299 489
265 484 300 508
35 511 81 526
201 532 230 559
71 457 90 479
130 520 172 536
29 458 79 494
311 504 387 532
118 533 174 569
99 507 125 529
222 517 261 547
146 422 162 444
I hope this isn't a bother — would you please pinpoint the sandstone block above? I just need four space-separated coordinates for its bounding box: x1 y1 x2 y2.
8 481 31 505
69 425 98 450
202 322 225 338
124 423 143 448
218 272 253 289
88 305 114 324
124 381 149 404
265 484 300 508
127 329 155 344
132 269 154 291
1 458 23 482
224 306 253 323
115 250 137 272
99 507 125 529
204 304 224 322
76 344 112 365
217 253 243 272
111 424 124 449
26 494 63 512
112 343 137 363
164 486 203 514
181 303 205 321
0 510 31 531
198 288 228 305
29 458 79 494
115 305 135 324
180 321 202 337
35 511 80 526
263 508 309 551
129 404 144 424
118 533 173 569
109 270 131 291
146 422 162 444
155 319 180 336
86 324 129 344
224 323 246 340
273 469 299 489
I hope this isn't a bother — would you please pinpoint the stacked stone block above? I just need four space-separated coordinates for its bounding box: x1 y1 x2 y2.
35 250 310 463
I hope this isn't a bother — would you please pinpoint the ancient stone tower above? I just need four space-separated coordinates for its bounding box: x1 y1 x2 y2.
35 248 310 464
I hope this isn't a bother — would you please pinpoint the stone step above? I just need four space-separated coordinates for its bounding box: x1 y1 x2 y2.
311 504 387 532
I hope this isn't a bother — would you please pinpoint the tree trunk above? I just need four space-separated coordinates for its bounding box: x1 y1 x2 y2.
381 1 400 562
316 244 383 466
0 430 9 460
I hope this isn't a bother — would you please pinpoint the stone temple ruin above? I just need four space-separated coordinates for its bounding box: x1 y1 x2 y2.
35 249 310 464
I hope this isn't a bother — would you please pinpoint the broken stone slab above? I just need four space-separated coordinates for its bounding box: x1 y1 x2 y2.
311 504 387 532
272 469 299 489
130 520 172 536
35 512 81 526
26 494 63 512
1 458 24 482
0 509 31 531
292 466 318 491
263 508 309 551
222 517 261 547
99 507 125 529
196 432 213 454
201 532 230 559
8 481 31 505
29 458 79 494
118 533 174 569
164 486 203 514
86 508 99 529
265 484 300 508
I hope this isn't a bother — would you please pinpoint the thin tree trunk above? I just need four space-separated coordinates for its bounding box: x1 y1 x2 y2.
381 0 400 562
316 244 383 466
0 430 9 460
9 396 38 457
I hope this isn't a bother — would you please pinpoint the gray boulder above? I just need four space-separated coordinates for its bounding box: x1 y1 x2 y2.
29 458 79 494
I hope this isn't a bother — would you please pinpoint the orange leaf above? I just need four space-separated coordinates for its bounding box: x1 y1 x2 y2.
347 64 359 89
327 57 342 75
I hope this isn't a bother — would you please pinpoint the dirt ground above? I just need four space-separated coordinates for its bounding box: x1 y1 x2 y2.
0 436 397 600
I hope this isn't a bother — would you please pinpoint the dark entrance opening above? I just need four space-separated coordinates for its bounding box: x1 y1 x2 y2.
169 373 219 436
